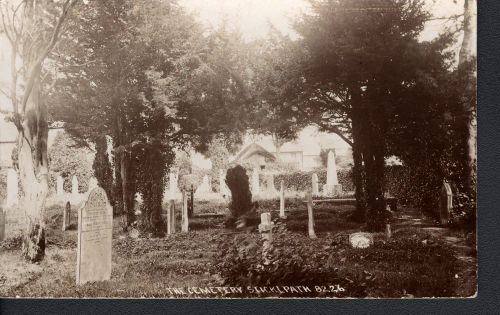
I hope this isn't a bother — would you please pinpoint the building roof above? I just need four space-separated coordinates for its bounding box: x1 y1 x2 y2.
231 142 276 164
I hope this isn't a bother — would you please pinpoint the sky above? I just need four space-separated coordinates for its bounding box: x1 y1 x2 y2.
180 0 476 44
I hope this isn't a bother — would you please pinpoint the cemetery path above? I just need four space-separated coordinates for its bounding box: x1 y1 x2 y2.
392 207 477 297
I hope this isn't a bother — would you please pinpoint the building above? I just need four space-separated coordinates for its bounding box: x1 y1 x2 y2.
230 126 352 171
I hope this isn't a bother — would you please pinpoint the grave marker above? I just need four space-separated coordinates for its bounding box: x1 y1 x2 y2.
181 191 189 233
258 212 274 263
279 181 286 219
76 187 113 285
323 151 342 196
312 173 319 195
306 192 317 239
440 182 453 225
167 200 175 234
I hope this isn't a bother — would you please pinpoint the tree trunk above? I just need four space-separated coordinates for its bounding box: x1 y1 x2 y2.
458 0 477 194
18 76 49 262
120 151 135 227
349 86 367 221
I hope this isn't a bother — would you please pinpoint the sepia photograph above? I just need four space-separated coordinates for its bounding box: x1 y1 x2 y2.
0 0 477 299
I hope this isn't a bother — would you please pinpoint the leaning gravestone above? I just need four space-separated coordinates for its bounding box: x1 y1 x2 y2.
439 182 453 225
76 186 113 285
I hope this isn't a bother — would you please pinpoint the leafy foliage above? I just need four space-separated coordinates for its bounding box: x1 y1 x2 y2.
216 229 460 297
48 132 93 193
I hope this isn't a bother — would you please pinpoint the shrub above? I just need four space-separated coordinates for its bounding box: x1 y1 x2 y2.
226 165 253 219
48 132 93 193
215 229 460 297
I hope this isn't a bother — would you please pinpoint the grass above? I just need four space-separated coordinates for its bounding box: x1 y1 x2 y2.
0 199 477 298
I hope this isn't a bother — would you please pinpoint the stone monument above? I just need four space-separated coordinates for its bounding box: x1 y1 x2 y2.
279 180 286 219
306 192 317 239
181 191 189 233
258 212 274 263
323 151 342 196
440 181 453 225
76 187 113 285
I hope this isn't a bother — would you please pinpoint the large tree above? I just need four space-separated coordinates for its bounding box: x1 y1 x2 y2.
282 0 458 229
0 0 78 262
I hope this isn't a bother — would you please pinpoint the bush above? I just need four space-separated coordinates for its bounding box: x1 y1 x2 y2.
226 165 254 219
48 132 93 193
215 229 460 297
273 169 354 192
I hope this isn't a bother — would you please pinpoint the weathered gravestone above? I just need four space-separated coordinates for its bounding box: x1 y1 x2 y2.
6 168 18 207
0 207 5 241
76 187 113 285
279 181 286 219
181 191 189 233
258 212 274 263
62 201 71 231
167 199 176 234
306 192 317 239
312 173 319 195
323 151 342 196
349 232 374 248
440 182 453 225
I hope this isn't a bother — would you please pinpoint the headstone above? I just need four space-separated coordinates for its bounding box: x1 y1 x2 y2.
76 187 113 285
56 175 64 196
323 151 342 196
312 173 319 195
195 175 211 195
62 201 71 231
0 207 5 241
181 191 189 233
167 200 175 234
88 177 98 190
72 175 79 196
258 212 274 263
385 223 392 239
440 182 453 225
252 167 260 196
6 168 18 207
349 232 374 248
279 181 286 219
306 192 317 239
